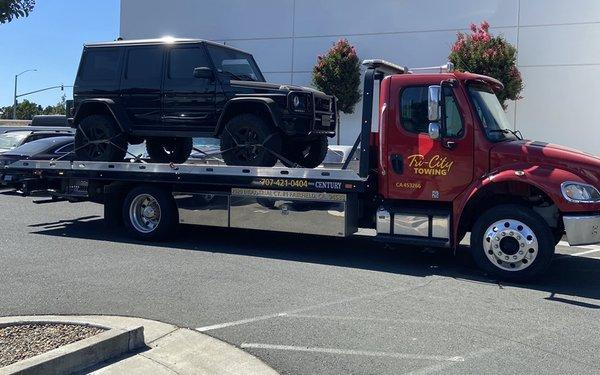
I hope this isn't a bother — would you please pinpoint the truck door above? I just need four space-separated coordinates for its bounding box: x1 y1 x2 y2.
383 78 474 201
120 46 165 127
162 45 216 132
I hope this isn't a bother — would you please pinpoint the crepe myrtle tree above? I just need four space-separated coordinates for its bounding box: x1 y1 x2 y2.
449 21 523 108
0 0 35 24
312 39 361 114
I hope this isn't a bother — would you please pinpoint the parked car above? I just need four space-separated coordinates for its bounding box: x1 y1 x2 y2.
71 38 338 167
0 129 74 153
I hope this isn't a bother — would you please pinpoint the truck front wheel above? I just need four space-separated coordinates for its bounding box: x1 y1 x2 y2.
220 114 281 167
74 115 127 162
470 204 554 281
146 137 193 164
123 186 178 241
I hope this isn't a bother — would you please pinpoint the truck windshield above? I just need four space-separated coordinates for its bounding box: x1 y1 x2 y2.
467 84 517 142
206 45 265 82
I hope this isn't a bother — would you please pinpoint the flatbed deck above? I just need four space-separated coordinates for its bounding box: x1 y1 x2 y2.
5 160 370 194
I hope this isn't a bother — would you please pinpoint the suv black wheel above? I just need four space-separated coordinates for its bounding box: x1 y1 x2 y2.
220 114 281 167
74 115 127 162
470 204 555 282
286 136 328 168
146 137 193 164
123 185 178 241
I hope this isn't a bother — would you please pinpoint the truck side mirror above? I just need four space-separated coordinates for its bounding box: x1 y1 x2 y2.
193 67 213 79
428 85 441 122
428 122 441 140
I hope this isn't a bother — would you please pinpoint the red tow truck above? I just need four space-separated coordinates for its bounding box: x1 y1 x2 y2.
4 59 600 281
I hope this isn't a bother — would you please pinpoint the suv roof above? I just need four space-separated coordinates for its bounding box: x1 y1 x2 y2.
85 37 248 54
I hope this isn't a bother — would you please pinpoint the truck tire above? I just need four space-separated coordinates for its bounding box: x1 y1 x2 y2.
122 186 178 241
470 204 554 282
220 114 281 167
287 136 329 168
146 137 193 164
74 115 127 162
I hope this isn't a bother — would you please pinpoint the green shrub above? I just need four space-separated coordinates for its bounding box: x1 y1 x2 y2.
449 21 523 108
312 39 361 114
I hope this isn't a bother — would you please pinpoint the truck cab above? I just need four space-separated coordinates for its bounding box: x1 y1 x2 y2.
370 61 600 279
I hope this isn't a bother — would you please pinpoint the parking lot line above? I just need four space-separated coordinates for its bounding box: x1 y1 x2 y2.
240 343 464 362
196 281 434 332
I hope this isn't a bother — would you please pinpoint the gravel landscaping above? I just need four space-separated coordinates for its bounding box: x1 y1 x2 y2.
0 323 106 368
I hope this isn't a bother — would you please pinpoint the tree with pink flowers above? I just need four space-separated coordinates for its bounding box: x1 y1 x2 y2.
312 39 361 114
449 21 523 108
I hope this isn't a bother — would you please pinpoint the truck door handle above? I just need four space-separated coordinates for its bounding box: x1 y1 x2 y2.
390 154 403 174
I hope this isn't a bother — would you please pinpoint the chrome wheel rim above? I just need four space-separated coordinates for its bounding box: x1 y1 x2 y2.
483 219 538 271
129 194 161 234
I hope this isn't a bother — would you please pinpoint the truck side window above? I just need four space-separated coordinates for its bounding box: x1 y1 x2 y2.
168 47 211 79
444 87 464 138
400 87 429 134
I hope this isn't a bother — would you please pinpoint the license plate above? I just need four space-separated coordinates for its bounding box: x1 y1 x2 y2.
321 115 331 128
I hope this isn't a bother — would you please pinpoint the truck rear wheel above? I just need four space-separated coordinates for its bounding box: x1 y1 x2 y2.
74 115 127 162
220 114 281 167
123 186 178 241
287 136 328 168
146 137 193 164
470 204 554 282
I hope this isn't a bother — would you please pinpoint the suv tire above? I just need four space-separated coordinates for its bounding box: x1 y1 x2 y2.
220 114 281 167
287 136 328 168
146 137 193 164
470 204 554 282
74 114 127 162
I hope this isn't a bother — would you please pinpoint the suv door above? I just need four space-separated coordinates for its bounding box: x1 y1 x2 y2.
120 45 165 128
163 44 216 132
383 78 474 201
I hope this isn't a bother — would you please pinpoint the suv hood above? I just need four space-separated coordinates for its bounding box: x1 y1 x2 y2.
490 140 600 186
230 80 326 95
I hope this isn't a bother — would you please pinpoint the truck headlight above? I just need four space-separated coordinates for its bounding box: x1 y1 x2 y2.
561 181 600 203
289 93 310 112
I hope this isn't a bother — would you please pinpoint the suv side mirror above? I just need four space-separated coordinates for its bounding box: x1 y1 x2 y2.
193 67 213 79
428 85 441 122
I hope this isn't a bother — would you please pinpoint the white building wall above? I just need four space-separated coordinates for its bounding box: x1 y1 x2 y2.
120 0 600 155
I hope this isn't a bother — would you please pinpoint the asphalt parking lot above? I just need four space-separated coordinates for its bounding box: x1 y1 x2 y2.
1 191 600 374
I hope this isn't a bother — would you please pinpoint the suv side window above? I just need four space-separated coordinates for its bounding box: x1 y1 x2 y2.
79 48 121 82
400 86 463 137
168 47 212 80
124 47 163 82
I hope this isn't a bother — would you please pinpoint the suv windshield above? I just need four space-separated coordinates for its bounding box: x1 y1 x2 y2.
206 45 265 82
0 131 29 150
467 84 517 142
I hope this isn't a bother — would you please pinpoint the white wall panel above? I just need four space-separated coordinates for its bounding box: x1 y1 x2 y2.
520 0 600 25
515 66 600 155
263 72 293 85
121 0 294 40
293 0 519 37
518 23 600 66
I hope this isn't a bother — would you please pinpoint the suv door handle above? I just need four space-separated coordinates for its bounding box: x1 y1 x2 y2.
390 154 403 174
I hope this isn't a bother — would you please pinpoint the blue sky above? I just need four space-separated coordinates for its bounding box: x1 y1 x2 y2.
0 0 120 108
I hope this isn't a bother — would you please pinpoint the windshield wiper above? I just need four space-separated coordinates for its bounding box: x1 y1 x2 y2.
489 128 523 140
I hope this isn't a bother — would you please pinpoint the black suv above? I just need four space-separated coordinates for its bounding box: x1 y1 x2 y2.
72 38 337 167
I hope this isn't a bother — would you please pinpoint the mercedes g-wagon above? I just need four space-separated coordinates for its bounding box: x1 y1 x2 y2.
72 38 338 167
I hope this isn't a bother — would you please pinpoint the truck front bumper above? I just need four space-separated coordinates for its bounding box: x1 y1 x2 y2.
563 214 600 246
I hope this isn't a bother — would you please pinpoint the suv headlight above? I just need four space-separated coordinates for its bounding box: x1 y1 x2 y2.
289 92 310 112
561 181 600 203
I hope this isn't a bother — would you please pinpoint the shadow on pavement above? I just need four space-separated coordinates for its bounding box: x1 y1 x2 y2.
28 216 600 306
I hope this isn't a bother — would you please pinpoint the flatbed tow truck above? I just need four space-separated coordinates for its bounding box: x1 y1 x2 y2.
3 60 600 281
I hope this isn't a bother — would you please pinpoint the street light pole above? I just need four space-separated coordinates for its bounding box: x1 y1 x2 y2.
12 69 37 119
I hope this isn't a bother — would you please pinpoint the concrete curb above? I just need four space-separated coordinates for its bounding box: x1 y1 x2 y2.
0 318 144 375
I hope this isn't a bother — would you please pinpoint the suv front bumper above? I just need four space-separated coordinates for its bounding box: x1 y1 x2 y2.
563 214 600 246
